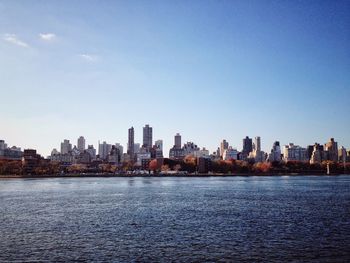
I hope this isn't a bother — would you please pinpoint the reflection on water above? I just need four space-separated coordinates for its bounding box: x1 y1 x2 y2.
1 176 350 262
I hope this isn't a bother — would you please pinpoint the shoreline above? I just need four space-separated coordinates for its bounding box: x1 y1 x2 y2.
0 173 348 179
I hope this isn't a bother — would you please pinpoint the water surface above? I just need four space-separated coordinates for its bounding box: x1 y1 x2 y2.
1 176 350 262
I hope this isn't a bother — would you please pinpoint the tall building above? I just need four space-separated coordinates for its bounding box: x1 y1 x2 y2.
77 136 85 152
310 143 324 164
127 127 134 159
0 140 8 156
183 142 200 156
339 146 347 163
223 147 238 160
143 124 153 149
98 141 112 160
115 143 123 156
267 141 281 162
86 145 96 159
248 136 264 162
175 133 181 149
325 138 338 162
220 140 229 157
151 140 164 159
283 143 307 162
134 143 140 154
155 140 163 151
254 136 261 152
60 139 72 154
242 136 253 155
108 145 121 164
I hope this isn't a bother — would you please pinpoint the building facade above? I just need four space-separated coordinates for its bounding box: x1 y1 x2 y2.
325 138 338 162
98 141 112 160
77 136 85 152
283 143 308 162
127 127 134 160
60 139 72 154
143 124 152 150
175 133 181 149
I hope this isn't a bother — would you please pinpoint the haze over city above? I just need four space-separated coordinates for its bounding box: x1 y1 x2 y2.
1 0 349 157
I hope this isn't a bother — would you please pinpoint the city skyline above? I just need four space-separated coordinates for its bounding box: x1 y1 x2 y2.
1 1 350 157
0 126 349 160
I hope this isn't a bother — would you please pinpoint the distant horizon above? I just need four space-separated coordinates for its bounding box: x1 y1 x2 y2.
1 1 349 157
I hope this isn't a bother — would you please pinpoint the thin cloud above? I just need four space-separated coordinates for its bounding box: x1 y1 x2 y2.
39 33 56 41
79 54 98 62
3 34 29 47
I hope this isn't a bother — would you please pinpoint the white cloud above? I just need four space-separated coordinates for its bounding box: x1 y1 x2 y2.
39 33 56 41
79 54 98 62
3 34 29 47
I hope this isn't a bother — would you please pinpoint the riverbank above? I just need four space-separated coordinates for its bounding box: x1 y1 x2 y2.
0 172 346 179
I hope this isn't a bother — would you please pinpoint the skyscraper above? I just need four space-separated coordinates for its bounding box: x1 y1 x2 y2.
127 127 134 159
220 140 229 157
325 138 338 162
115 143 123 156
155 140 163 151
143 124 152 149
254 136 261 152
242 136 253 155
266 141 281 162
86 145 96 159
98 141 111 160
175 133 181 149
77 136 85 152
60 139 72 154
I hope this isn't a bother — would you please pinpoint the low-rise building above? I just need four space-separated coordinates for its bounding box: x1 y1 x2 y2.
198 157 211 173
22 149 41 174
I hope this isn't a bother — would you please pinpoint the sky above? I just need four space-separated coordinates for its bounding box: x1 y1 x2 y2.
1 0 349 157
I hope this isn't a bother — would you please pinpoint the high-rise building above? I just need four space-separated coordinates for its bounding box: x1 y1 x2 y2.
183 142 200 156
309 143 324 164
220 140 229 157
248 136 264 162
339 146 347 163
77 136 85 152
151 140 164 159
175 133 181 149
108 145 121 164
98 141 111 160
254 136 261 152
60 139 72 154
325 138 338 162
267 141 281 162
86 145 96 159
134 143 140 154
143 124 153 149
127 127 134 159
0 140 8 156
223 147 238 160
283 143 307 162
155 140 163 151
242 136 253 155
115 143 123 156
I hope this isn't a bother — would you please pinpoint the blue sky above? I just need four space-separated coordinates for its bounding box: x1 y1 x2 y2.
1 0 349 157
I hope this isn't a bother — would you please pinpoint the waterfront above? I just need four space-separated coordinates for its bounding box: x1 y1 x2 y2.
1 176 350 262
